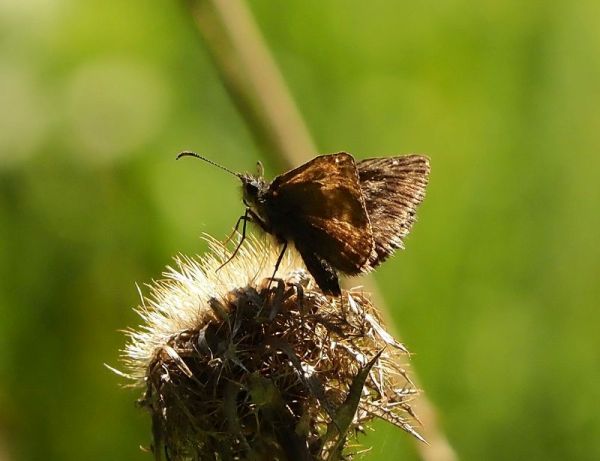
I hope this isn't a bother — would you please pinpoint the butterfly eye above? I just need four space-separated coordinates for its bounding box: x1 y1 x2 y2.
244 182 260 200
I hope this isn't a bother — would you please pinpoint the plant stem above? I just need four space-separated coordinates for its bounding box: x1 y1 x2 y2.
185 0 315 171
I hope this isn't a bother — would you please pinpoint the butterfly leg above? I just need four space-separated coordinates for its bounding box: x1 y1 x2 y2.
217 208 272 272
216 209 251 272
222 209 249 245
263 241 288 297
272 241 288 279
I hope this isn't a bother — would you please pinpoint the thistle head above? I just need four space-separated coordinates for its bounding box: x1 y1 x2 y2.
116 235 423 460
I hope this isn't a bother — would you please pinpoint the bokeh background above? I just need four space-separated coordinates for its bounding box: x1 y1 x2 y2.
1 1 599 460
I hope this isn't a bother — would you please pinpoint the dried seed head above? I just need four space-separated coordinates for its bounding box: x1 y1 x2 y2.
117 235 422 460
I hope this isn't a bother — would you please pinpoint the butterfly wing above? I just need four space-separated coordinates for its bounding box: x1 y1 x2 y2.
266 153 373 275
357 155 430 269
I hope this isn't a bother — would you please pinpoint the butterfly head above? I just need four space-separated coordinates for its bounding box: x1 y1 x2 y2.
240 173 268 209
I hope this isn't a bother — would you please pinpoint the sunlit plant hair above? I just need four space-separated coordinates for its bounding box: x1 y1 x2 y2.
114 235 423 460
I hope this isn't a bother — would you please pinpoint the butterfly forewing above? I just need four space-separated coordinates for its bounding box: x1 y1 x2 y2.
357 155 430 268
266 153 374 274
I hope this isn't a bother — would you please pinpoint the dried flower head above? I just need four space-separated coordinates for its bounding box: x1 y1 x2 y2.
117 235 422 460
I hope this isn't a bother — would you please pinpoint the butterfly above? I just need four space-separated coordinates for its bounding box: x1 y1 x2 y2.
177 152 430 296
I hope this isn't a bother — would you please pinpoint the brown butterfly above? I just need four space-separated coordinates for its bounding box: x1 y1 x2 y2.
177 152 430 295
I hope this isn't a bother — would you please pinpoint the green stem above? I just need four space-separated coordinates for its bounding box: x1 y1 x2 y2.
185 0 315 171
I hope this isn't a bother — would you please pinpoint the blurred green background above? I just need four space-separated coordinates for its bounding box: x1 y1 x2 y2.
1 0 599 460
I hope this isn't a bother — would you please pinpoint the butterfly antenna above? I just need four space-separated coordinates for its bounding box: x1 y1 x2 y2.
176 151 241 178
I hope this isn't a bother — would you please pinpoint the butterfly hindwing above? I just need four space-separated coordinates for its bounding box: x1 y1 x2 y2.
266 153 373 274
293 240 341 295
357 155 430 269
